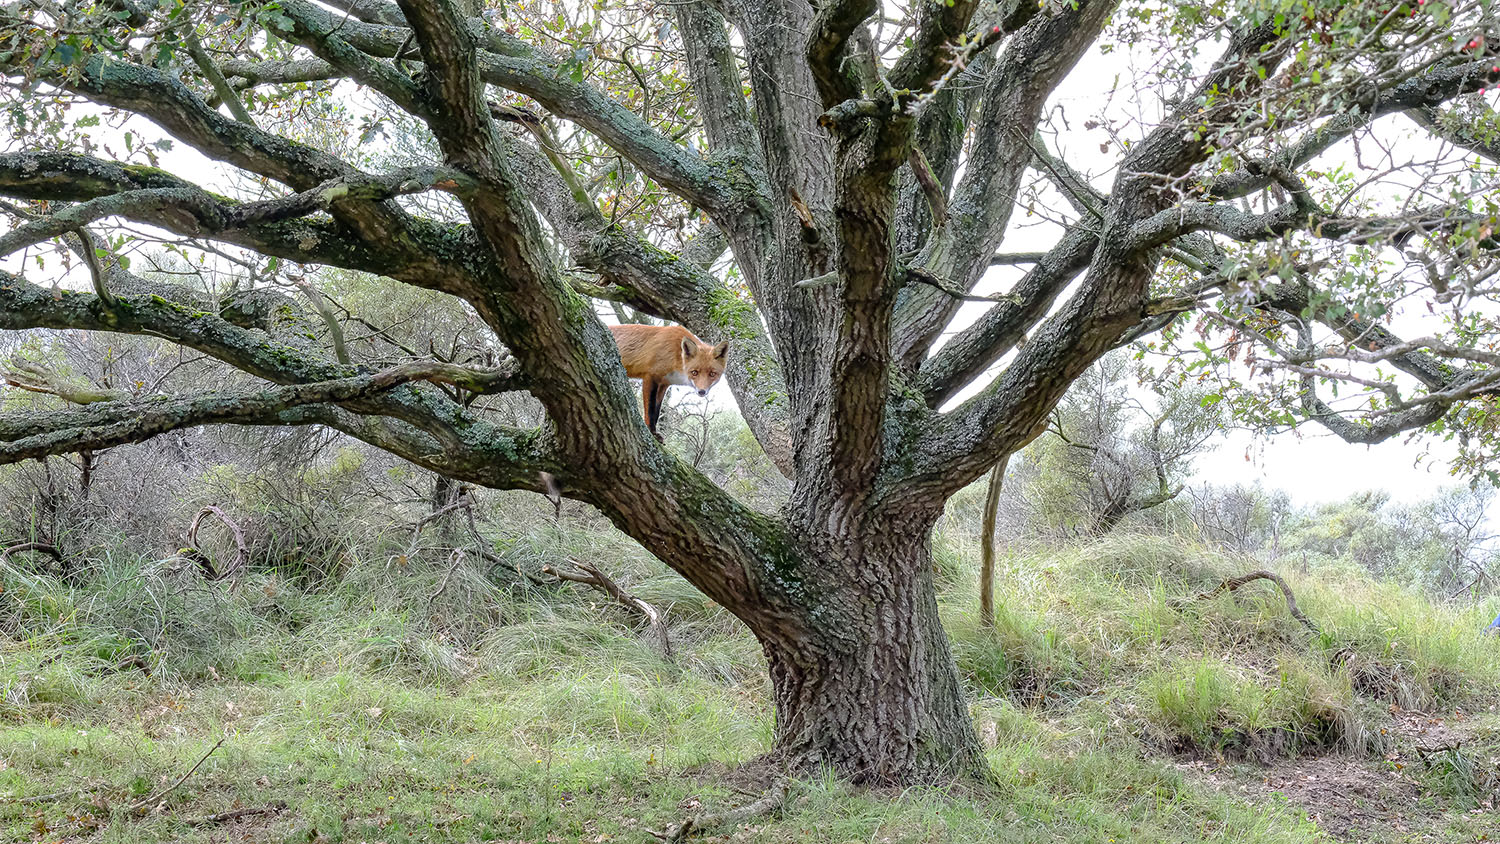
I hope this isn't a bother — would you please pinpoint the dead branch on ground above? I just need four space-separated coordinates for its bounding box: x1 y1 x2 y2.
542 557 673 661
1184 570 1320 633
185 803 286 826
129 737 225 814
184 505 248 580
647 778 789 842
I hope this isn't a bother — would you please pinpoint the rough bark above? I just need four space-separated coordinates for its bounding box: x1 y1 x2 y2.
763 512 986 782
1 0 1493 788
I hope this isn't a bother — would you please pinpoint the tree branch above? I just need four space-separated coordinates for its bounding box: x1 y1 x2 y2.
503 133 794 474
184 30 257 126
0 361 513 462
892 0 1115 367
807 0 878 108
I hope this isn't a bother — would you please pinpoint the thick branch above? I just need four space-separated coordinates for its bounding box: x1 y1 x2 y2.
892 0 1115 368
807 0 878 108
0 361 513 462
902 21 1290 498
1205 57 1500 200
505 135 794 474
263 0 748 218
917 224 1099 405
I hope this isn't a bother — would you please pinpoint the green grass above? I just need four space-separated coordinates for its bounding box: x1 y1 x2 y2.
4 525 1499 842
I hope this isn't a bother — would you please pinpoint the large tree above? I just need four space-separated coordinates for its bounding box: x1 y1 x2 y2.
2 0 1499 784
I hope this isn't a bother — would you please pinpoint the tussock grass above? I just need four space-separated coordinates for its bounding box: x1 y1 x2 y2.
943 533 1500 763
4 523 1499 842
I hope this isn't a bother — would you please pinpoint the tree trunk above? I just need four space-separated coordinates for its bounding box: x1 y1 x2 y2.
756 518 986 784
979 455 1008 628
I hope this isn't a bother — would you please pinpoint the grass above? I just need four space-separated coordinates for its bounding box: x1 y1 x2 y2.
4 510 1500 842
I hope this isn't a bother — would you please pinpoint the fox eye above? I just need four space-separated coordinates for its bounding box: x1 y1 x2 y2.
709 370 719 378
690 370 700 377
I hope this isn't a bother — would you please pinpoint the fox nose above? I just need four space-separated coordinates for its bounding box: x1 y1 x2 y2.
697 389 707 397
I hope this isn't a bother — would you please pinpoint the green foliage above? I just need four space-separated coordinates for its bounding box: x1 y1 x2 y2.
8 508 1500 841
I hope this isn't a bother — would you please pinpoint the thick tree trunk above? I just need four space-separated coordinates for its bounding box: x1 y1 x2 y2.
757 518 986 784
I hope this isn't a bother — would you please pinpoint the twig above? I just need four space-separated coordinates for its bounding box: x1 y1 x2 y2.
542 558 673 661
404 487 475 559
647 778 788 842
129 737 225 813
429 548 465 606
903 266 1020 304
1188 570 1320 633
184 803 286 826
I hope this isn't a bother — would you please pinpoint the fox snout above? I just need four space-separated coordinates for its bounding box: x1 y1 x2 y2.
697 389 707 397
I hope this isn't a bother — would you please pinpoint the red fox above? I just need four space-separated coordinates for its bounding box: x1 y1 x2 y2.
609 324 728 437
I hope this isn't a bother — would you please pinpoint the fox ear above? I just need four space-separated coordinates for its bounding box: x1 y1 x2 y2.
681 337 696 359
712 341 728 360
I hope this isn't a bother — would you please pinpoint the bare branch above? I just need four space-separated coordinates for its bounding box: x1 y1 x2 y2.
543 558 673 660
0 361 523 463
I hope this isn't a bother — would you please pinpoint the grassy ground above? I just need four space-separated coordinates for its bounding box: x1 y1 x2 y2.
3 503 1499 842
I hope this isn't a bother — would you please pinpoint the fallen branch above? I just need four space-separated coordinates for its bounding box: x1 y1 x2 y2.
184 803 286 826
647 778 788 842
129 737 225 814
542 558 673 661
185 505 248 581
1188 570 1320 634
0 541 62 563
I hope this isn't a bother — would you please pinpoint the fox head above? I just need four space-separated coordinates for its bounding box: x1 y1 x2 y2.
682 337 729 397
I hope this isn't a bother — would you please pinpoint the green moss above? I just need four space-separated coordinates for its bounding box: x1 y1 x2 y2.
706 286 756 338
118 163 177 183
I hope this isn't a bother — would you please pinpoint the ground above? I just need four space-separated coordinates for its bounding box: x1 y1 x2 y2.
1190 708 1500 843
3 524 1499 843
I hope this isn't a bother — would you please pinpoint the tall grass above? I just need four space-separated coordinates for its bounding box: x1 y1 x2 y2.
5 518 1500 842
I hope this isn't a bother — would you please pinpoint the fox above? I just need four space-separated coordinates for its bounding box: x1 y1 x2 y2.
609 324 728 437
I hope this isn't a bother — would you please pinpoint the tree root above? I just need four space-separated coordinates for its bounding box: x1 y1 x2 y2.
1183 569 1320 634
646 778 788 842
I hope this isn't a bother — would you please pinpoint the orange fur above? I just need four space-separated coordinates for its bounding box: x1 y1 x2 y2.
609 324 728 436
